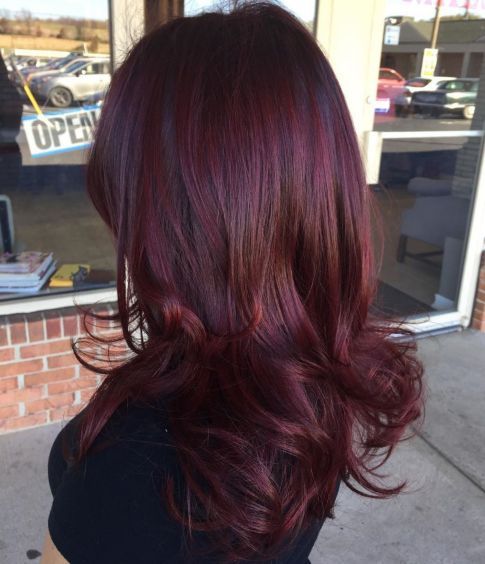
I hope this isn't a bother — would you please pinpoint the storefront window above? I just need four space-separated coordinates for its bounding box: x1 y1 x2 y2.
0 1 114 300
375 0 485 132
372 0 485 316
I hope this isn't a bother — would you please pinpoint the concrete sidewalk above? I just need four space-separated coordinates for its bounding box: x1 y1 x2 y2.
0 330 484 564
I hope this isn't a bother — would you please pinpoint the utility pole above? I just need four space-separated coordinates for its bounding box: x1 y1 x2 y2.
430 0 443 49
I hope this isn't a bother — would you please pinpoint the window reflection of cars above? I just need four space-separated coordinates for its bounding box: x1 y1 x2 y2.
21 55 97 84
29 59 111 108
377 67 405 107
394 76 456 117
410 78 479 119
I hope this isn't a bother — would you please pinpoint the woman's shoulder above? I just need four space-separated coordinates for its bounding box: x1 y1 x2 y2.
47 397 185 563
48 396 176 492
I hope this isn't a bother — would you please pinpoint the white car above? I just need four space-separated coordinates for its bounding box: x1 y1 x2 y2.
30 59 111 108
395 76 456 116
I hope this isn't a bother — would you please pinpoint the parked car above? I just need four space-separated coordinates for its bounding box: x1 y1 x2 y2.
394 76 456 116
22 55 105 84
378 67 406 105
375 85 391 114
29 59 111 108
410 78 479 119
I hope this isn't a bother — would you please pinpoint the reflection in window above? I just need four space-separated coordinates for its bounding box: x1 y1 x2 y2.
0 1 115 299
371 1 485 318
375 135 479 315
376 0 485 132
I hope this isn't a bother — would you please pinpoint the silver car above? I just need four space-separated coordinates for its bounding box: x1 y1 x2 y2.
29 59 111 108
394 75 456 117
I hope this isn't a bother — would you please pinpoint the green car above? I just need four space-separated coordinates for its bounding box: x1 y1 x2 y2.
410 78 478 119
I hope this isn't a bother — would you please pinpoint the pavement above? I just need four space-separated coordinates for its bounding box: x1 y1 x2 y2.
0 329 484 564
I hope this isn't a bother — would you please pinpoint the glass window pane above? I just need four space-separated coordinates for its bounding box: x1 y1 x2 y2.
376 2 485 131
375 135 481 315
0 1 114 300
372 0 485 317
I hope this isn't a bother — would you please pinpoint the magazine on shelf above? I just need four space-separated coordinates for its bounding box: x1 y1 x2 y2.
0 256 55 286
0 261 57 293
0 252 53 276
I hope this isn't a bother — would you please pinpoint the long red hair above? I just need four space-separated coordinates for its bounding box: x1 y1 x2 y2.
71 3 424 562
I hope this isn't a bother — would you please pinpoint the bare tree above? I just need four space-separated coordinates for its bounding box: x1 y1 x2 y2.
18 8 33 35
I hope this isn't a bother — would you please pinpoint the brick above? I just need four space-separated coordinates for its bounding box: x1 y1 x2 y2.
0 377 17 393
48 375 98 395
99 330 124 341
84 312 112 333
63 315 79 337
472 316 485 331
472 310 484 322
0 347 14 362
474 304 485 316
9 315 27 344
78 366 98 378
25 392 74 415
0 385 44 406
0 359 43 378
1 412 47 432
44 311 62 339
50 404 83 422
25 367 75 387
0 323 8 346
27 314 45 342
0 404 18 419
47 353 77 369
20 339 72 359
80 388 96 402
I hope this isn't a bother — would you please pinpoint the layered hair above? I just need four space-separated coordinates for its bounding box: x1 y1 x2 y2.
72 2 424 562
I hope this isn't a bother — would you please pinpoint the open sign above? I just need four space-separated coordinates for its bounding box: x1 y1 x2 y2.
22 105 101 158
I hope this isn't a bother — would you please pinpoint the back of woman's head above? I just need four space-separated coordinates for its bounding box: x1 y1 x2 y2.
77 2 424 562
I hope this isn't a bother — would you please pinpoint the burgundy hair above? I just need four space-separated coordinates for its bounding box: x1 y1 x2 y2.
72 2 424 562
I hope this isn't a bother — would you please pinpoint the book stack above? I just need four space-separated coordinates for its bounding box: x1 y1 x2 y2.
0 251 56 293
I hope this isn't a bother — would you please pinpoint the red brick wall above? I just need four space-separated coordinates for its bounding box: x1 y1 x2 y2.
472 250 485 332
0 303 117 434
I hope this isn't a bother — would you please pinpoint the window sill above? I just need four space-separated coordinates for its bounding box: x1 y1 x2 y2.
0 287 117 316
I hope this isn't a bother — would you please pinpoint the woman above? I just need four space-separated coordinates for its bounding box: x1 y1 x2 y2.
42 3 424 563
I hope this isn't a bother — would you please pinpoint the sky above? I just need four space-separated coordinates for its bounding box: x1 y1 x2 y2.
0 0 109 21
0 0 316 24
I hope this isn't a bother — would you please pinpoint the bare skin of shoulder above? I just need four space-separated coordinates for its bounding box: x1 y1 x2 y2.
40 529 69 564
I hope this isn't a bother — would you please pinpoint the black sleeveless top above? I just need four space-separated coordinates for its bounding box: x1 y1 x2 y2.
47 398 338 563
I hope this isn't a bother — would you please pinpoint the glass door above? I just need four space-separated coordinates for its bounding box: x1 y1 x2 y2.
369 0 485 325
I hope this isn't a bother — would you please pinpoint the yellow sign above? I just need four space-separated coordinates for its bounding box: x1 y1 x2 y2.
421 48 439 78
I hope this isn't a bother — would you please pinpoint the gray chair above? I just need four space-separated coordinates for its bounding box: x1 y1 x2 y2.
397 177 469 264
